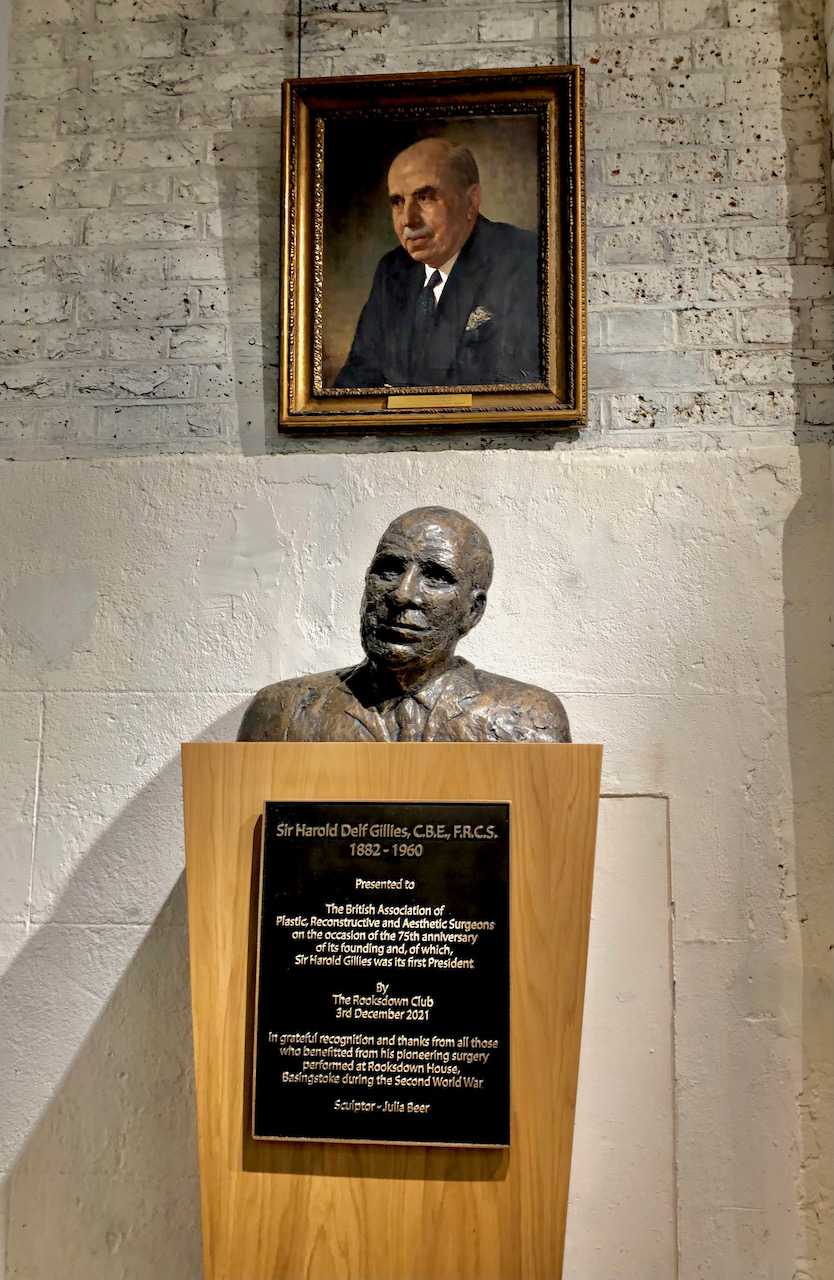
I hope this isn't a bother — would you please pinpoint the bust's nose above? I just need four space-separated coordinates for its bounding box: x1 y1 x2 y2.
391 564 421 606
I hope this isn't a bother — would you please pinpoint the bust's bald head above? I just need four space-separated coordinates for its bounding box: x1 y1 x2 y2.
360 507 493 680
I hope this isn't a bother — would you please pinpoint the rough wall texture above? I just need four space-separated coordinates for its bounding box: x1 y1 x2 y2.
0 0 831 456
0 3 832 1280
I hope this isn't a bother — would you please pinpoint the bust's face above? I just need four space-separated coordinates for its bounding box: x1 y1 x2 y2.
360 513 485 674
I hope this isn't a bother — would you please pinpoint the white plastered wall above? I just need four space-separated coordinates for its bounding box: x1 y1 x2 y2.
0 1 832 1279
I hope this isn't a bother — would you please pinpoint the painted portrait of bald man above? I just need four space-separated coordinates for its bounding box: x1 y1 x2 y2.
331 137 541 390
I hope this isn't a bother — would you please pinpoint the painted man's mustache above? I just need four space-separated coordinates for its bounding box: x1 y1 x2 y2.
403 225 432 240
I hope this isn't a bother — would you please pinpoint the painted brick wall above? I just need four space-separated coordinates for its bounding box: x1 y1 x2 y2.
0 0 831 457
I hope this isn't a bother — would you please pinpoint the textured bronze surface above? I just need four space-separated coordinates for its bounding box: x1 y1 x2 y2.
238 507 570 744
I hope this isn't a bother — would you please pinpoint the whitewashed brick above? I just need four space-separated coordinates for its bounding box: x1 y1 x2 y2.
0 369 66 399
0 409 33 440
597 76 664 110
786 183 826 217
730 226 793 259
478 13 536 42
166 248 227 281
608 391 666 429
601 3 661 35
789 143 826 183
591 267 700 303
665 72 725 108
95 404 165 440
539 7 597 39
3 100 60 138
54 174 113 209
709 350 832 385
667 150 727 183
0 328 41 360
78 287 188 326
2 138 86 176
0 292 72 323
171 173 221 205
731 388 797 424
231 92 283 122
661 0 727 30
194 363 236 398
75 365 192 399
578 38 690 75
1 215 79 249
177 95 234 130
60 90 120 135
699 108 783 146
65 24 182 62
591 190 698 225
37 405 97 438
6 66 79 101
668 390 731 426
708 265 791 301
605 153 665 185
95 0 212 20
590 114 702 148
112 176 172 207
667 228 729 262
168 326 227 359
606 309 671 348
107 329 170 360
802 387 834 425
809 307 834 346
677 308 737 346
727 0 780 26
0 253 49 288
8 34 63 66
52 254 109 286
111 250 167 283
741 309 800 344
42 329 106 361
700 187 786 222
123 99 180 135
163 404 226 436
84 211 201 245
19 0 87 21
599 227 667 263
87 138 205 172
728 147 786 182
801 221 832 260
1 180 50 212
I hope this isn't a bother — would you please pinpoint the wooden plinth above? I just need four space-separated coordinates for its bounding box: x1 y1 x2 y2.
182 742 602 1280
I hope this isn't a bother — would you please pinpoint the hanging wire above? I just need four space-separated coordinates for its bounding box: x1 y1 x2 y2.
297 0 302 78
569 0 573 65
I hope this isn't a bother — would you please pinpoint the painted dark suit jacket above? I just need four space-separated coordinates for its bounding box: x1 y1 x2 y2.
237 658 570 744
333 216 540 388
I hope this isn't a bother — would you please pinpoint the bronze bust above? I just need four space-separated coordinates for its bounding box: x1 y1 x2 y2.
237 506 570 744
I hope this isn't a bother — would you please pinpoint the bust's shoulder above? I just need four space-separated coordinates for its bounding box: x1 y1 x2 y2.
237 667 350 741
468 667 572 743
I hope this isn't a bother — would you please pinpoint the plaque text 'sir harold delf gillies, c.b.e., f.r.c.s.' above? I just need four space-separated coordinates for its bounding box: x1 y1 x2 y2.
237 506 571 744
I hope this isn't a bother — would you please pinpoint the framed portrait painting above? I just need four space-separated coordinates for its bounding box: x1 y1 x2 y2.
280 67 586 432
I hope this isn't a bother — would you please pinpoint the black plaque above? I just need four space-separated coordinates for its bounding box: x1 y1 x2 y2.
252 801 510 1147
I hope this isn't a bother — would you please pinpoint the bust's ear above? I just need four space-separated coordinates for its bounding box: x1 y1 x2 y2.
464 588 487 633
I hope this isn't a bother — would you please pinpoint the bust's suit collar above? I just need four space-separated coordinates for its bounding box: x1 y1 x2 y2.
335 658 481 741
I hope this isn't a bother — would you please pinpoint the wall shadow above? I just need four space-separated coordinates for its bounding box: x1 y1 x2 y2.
779 3 834 1275
0 706 245 1279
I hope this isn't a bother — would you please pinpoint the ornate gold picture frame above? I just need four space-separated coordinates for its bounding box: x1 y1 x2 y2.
280 67 586 432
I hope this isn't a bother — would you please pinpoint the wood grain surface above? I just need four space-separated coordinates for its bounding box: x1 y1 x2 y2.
182 742 601 1280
